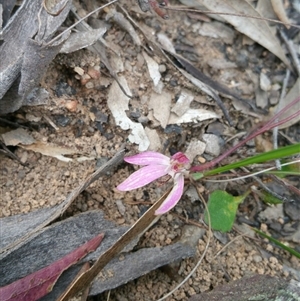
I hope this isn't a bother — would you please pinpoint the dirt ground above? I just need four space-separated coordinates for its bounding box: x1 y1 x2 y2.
1 0 299 300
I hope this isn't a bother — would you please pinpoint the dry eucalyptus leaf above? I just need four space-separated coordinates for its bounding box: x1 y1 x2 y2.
168 108 219 125
198 21 235 44
1 128 89 162
183 0 291 67
106 9 141 46
143 51 161 87
0 0 16 27
0 0 71 114
185 139 206 162
157 33 176 53
1 128 36 146
144 127 162 151
19 33 70 98
256 0 277 21
20 142 84 162
107 77 150 151
271 0 290 29
0 0 43 100
60 27 107 54
171 90 194 117
149 91 172 129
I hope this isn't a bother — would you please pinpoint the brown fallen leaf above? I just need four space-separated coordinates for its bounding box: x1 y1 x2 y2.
0 233 104 301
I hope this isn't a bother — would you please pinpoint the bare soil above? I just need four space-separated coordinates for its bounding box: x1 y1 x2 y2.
1 1 299 300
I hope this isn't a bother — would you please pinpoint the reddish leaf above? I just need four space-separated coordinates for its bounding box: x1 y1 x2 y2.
0 233 104 301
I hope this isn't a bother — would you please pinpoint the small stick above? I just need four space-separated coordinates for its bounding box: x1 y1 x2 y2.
279 30 300 76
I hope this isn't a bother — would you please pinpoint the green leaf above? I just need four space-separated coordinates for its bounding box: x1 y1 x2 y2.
204 190 248 232
191 173 204 181
203 143 300 177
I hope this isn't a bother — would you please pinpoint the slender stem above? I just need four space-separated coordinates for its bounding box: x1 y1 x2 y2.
191 96 300 172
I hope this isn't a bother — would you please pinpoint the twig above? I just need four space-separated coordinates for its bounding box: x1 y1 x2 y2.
0 141 28 166
212 235 244 260
43 115 60 131
279 30 300 76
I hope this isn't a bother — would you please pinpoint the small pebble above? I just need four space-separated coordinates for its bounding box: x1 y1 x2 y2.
159 64 167 73
253 255 262 263
260 72 271 91
74 66 85 76
116 200 126 216
85 81 94 89
170 79 178 87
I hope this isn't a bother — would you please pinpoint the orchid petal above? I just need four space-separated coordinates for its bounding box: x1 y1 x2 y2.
117 165 168 191
155 174 185 215
124 151 170 166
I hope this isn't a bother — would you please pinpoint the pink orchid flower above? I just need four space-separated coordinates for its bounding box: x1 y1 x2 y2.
117 151 190 215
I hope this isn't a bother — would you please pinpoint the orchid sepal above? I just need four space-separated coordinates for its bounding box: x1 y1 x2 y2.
117 151 190 214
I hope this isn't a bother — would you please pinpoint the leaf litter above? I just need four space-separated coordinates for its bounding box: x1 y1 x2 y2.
0 0 300 300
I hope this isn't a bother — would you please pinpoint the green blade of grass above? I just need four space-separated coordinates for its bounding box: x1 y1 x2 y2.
253 228 300 259
201 143 300 177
